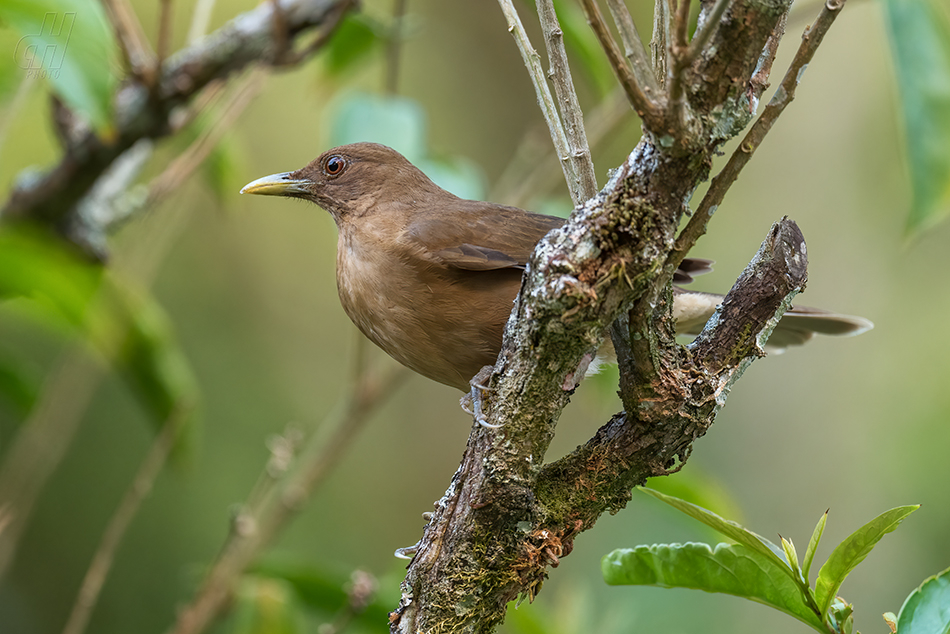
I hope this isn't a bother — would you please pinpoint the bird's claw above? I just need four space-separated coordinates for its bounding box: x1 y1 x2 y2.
459 366 503 429
394 542 419 559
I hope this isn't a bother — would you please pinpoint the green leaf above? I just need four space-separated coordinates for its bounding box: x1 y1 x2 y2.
0 352 39 417
814 505 919 617
894 566 950 634
323 13 382 76
0 228 199 448
105 275 201 452
233 576 302 634
802 510 828 583
781 535 803 582
602 542 825 631
638 487 792 578
882 0 950 234
328 92 427 163
1 0 117 134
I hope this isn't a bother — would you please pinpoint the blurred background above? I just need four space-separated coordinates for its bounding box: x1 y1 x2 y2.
0 0 948 633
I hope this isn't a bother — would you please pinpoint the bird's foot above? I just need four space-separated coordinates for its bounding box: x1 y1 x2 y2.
460 366 502 429
394 542 419 560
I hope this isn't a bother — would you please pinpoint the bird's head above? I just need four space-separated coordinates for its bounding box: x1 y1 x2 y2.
240 142 448 222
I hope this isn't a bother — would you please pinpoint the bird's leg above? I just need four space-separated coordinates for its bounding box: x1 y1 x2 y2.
460 366 501 429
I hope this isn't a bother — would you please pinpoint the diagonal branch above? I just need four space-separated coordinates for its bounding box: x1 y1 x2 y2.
100 0 158 84
578 0 664 125
604 0 661 100
2 0 354 253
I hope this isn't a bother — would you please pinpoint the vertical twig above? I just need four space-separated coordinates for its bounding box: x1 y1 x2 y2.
666 0 693 132
99 0 158 84
578 0 663 124
604 0 660 98
495 0 577 204
386 0 408 94
685 0 732 64
157 0 174 75
651 0 672 85
187 0 218 43
535 0 598 200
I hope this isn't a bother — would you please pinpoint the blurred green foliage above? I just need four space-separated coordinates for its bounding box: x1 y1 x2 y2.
0 0 117 135
882 0 950 235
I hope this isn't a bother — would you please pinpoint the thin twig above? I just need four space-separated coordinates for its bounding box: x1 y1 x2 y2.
169 359 409 634
148 72 265 205
651 0 672 86
99 0 158 84
665 0 848 278
272 0 356 66
156 0 174 76
187 0 218 43
535 0 598 201
685 0 732 65
578 0 663 125
605 0 660 98
674 0 691 52
495 0 577 203
666 0 693 135
386 0 408 94
61 409 188 634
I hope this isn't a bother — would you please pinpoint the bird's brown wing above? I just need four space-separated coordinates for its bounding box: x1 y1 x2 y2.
407 201 563 271
408 201 713 278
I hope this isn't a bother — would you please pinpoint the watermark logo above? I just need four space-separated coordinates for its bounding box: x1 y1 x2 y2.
14 12 76 80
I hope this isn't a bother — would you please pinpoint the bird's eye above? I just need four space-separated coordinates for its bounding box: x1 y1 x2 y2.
324 155 347 177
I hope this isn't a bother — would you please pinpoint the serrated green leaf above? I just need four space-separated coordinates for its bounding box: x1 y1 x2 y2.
638 487 793 579
323 13 382 76
602 542 824 631
328 92 427 163
894 566 950 634
803 510 828 583
814 505 919 618
233 576 302 634
1 0 117 134
882 0 950 234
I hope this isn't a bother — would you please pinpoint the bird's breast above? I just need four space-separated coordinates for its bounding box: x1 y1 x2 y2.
334 230 522 390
